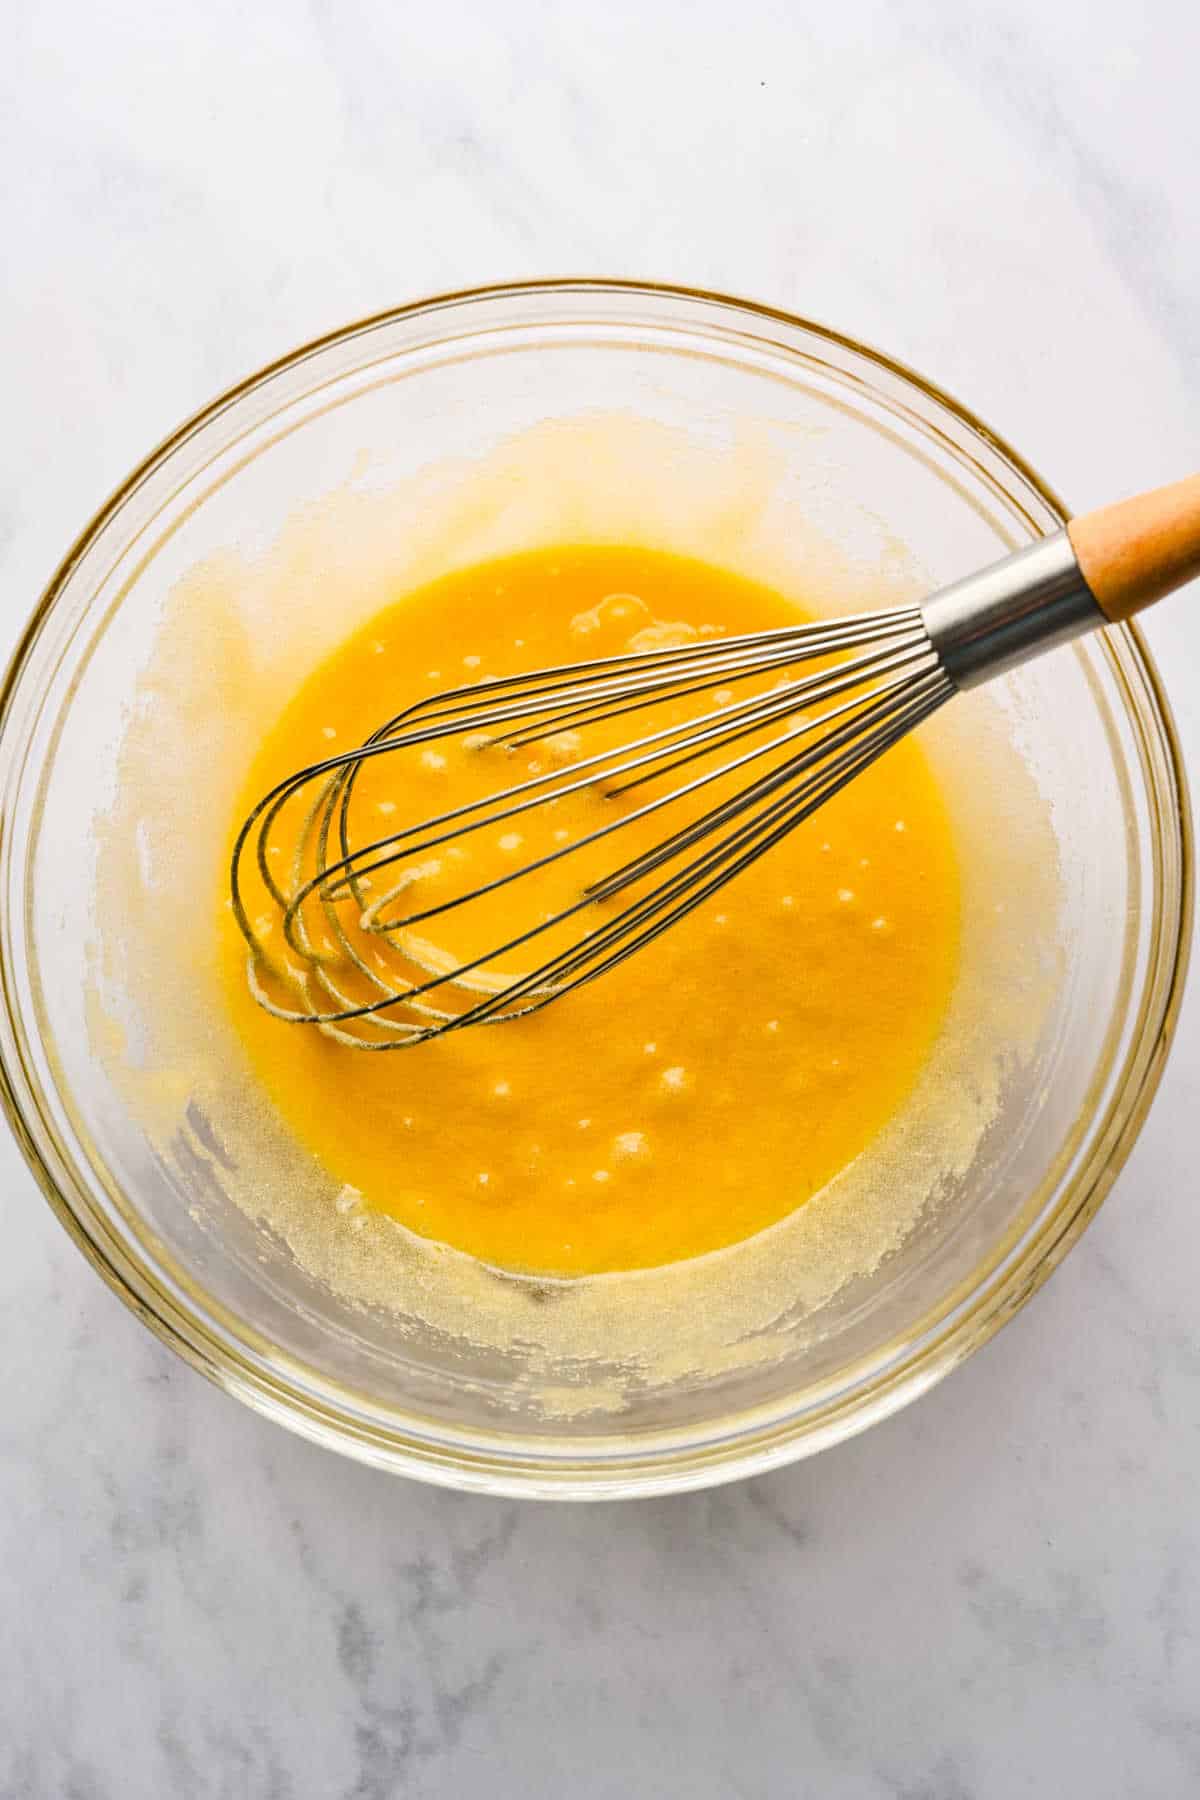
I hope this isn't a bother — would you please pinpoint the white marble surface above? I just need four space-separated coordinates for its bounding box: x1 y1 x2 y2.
3 2 1200 1794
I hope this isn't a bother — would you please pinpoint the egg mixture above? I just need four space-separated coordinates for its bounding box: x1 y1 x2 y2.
222 545 961 1277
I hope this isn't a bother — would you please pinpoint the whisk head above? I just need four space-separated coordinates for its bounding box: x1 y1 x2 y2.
231 603 954 1047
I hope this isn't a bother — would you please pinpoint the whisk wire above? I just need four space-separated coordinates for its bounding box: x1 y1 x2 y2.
287 630 937 933
232 603 950 1046
425 668 957 1035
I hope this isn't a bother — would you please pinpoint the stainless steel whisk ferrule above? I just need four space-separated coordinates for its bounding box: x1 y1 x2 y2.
920 531 1102 690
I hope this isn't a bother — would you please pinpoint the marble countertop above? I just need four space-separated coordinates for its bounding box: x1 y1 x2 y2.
3 2 1199 1794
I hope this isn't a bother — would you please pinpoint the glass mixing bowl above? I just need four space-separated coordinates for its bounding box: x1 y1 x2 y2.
0 281 1190 1497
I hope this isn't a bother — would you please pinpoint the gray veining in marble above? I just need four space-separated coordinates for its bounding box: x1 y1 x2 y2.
2 2 1199 1794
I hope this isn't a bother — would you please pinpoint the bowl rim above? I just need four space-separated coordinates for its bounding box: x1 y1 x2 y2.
0 276 1192 1498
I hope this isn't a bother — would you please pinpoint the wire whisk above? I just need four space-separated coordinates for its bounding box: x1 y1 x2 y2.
231 474 1200 1046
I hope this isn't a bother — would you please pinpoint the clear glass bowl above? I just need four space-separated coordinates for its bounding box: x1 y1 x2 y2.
0 281 1190 1497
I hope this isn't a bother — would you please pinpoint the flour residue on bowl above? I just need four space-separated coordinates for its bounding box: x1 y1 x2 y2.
90 413 1065 1418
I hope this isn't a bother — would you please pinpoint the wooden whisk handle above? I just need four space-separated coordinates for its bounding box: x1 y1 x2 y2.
1068 473 1200 623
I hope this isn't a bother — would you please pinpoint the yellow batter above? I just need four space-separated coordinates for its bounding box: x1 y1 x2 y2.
222 545 961 1277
